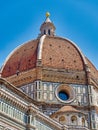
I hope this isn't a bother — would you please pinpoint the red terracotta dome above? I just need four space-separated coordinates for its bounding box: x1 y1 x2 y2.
1 14 98 87
1 35 86 78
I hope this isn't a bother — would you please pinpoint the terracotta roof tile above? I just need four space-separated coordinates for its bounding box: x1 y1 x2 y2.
57 106 80 113
2 39 39 77
42 36 84 70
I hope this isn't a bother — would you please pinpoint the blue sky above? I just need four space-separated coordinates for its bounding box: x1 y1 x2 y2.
0 0 98 69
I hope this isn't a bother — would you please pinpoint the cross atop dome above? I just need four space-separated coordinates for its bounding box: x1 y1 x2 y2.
40 12 56 36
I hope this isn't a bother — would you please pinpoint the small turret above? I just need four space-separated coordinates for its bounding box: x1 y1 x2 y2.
40 12 56 36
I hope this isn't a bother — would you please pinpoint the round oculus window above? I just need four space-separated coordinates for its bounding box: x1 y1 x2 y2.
58 91 69 101
55 85 75 103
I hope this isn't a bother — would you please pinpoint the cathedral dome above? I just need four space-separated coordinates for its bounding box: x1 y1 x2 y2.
1 36 86 78
1 13 98 130
1 13 98 88
1 37 98 87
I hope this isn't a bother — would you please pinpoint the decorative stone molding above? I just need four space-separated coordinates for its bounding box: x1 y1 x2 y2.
55 85 75 103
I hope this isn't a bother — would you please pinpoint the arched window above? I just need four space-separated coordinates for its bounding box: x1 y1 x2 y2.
82 117 85 126
44 30 46 34
59 116 66 124
71 116 77 125
48 29 50 35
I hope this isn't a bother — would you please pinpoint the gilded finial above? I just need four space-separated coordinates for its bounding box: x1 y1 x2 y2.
46 12 50 18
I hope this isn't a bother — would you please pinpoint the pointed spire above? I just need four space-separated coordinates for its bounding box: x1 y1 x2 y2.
45 12 51 23
45 17 51 23
39 12 56 36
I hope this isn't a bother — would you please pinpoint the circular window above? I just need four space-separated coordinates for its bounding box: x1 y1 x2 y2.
55 84 75 103
58 91 69 101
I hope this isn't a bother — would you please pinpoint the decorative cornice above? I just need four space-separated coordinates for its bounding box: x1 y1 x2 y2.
0 88 27 110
